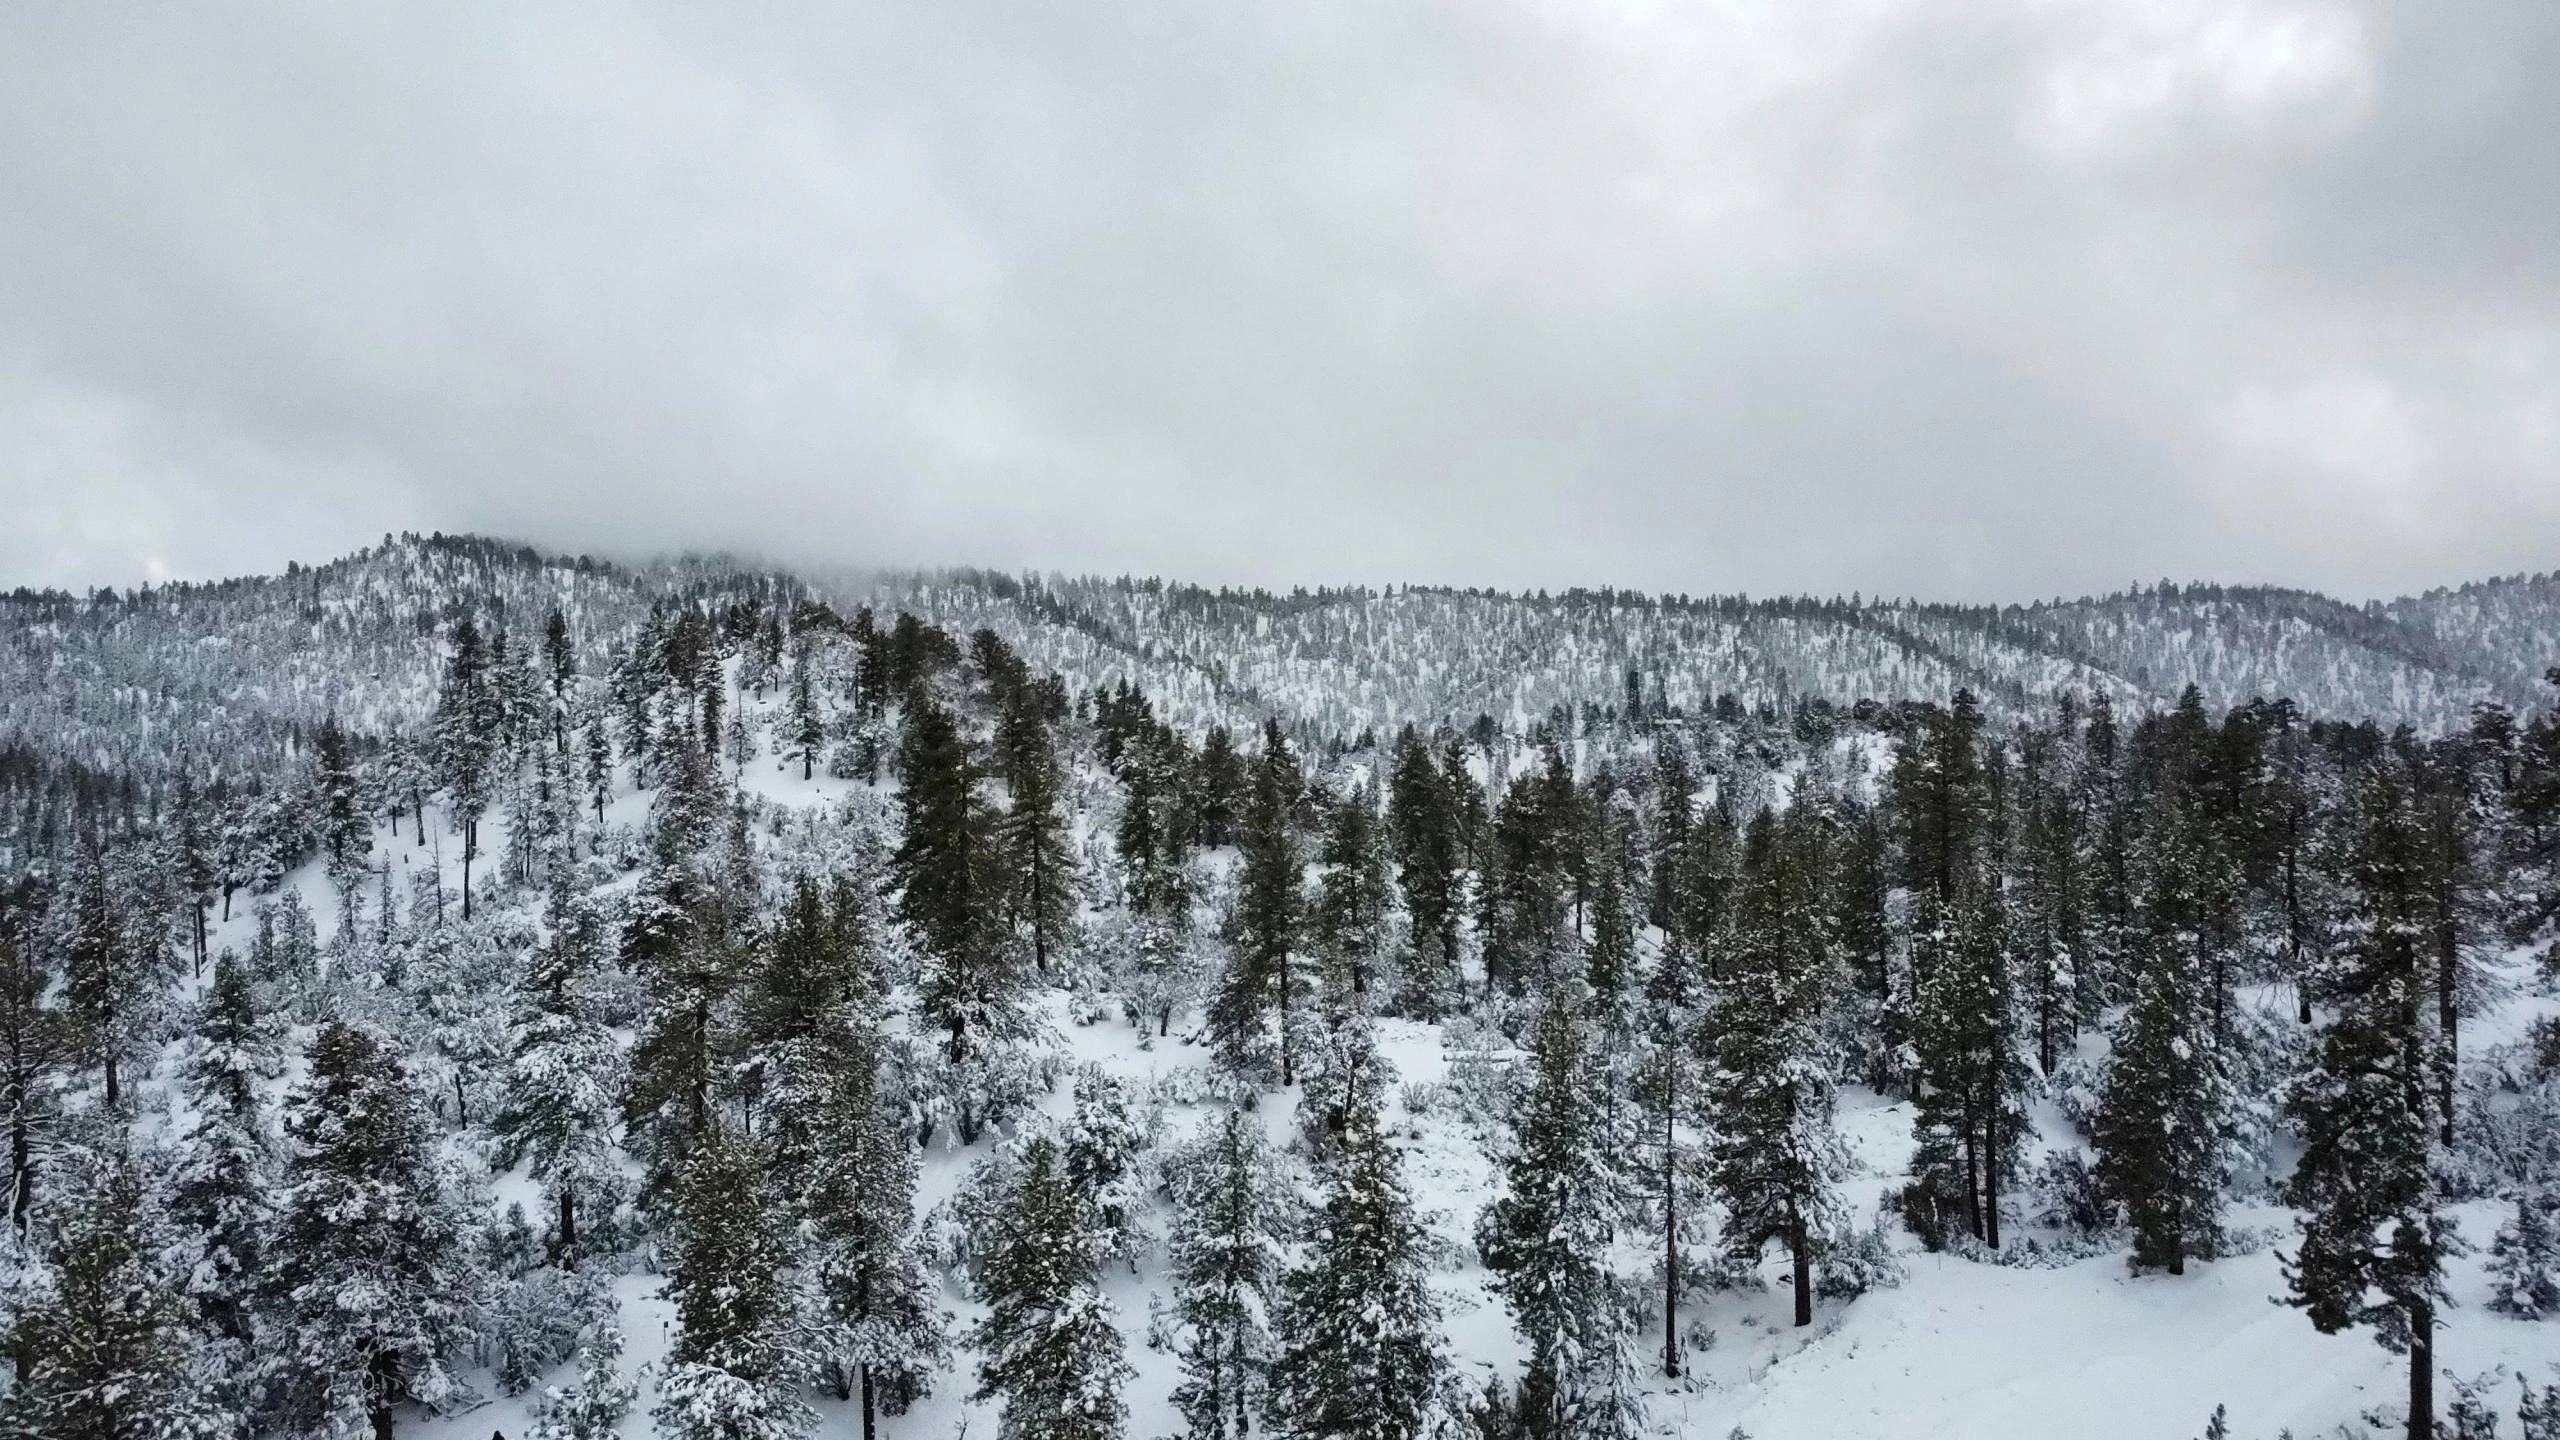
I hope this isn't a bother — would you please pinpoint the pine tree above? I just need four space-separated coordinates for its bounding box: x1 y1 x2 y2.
1634 927 1707 1377
63 842 147 1110
1388 727 1462 1018
1585 839 1636 1027
2284 769 2459 1440
1894 690 1991 919
2486 1189 2559 1320
1217 722 1304 1082
544 606 577 755
1169 1109 1278 1440
970 1135 1134 1440
436 618 498 920
583 704 614 825
1120 736 1198 1036
1482 753 1571 996
1480 997 1638 1439
788 641 826 781
654 1128 814 1440
494 891 626 1265
528 1320 638 1440
0 1153 229 1439
267 1021 481 1440
898 691 1025 1143
747 878 947 1434
0 930 58 1234
175 771 217 975
1269 1032 1444 1440
168 952 280 1347
317 713 370 893
1313 786 1389 1006
997 681 1078 974
1649 742 1695 932
1908 886 2032 1250
1708 810 1849 1327
2094 800 2232 1274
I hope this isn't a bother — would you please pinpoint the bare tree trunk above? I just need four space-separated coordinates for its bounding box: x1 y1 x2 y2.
1663 1102 1681 1375
2407 1300 2433 1440
1982 1098 2001 1251
1791 1209 1813 1326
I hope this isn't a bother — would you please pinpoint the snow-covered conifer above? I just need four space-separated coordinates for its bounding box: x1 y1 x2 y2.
970 1134 1133 1440
1169 1109 1278 1440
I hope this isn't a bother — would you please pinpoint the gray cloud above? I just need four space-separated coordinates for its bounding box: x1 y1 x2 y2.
1 0 2553 600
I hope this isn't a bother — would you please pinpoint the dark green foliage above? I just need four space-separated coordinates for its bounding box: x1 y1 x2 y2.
1907 887 2032 1250
2284 769 2458 1440
1215 722 1303 1082
970 1136 1132 1440
267 1021 481 1439
1269 1029 1444 1440
1168 1110 1278 1440
1388 727 1463 1018
0 1154 227 1439
1479 998 1636 1439
1707 809 1847 1327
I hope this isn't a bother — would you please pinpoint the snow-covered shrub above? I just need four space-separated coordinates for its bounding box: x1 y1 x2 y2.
1816 1220 1908 1299
2028 1149 2116 1236
2489 1189 2560 1320
492 1264 614 1395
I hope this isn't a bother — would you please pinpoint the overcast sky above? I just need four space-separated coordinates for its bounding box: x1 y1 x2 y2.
2 1 2553 602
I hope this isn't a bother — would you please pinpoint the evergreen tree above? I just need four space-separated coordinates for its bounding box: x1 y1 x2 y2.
1649 742 1695 933
1169 1109 1279 1440
1120 735 1198 1036
1907 887 2031 1249
2094 799 2233 1274
544 606 577 755
1217 722 1304 1082
1313 785 1389 1006
63 842 147 1110
317 713 370 893
175 771 217 975
1633 928 1706 1377
1481 753 1571 996
1269 1031 1444 1440
970 1135 1133 1440
897 691 1024 1142
583 704 614 825
1585 838 1636 1026
1 930 59 1234
167 952 280 1347
2284 770 2459 1440
1708 810 1849 1327
494 891 626 1265
436 618 498 920
997 680 1078 974
528 1321 638 1440
1196 725 1244 847
787 640 826 781
1479 997 1638 1439
0 1153 229 1440
654 1128 813 1440
1894 690 1990 918
267 1021 481 1440
2486 1190 2560 1320
1388 727 1462 1018
746 877 947 1434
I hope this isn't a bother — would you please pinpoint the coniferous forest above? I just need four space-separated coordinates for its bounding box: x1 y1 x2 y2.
3 534 2560 1440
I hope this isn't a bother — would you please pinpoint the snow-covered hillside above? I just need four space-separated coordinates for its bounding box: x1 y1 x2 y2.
2 536 2558 1440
